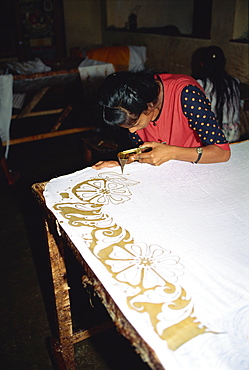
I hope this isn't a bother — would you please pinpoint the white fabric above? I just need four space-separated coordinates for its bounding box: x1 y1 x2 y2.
78 59 115 94
13 93 26 109
44 141 249 370
0 74 13 157
128 45 147 70
6 57 51 75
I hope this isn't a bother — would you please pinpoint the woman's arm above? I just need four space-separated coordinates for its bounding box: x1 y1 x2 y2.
131 141 230 165
172 143 230 163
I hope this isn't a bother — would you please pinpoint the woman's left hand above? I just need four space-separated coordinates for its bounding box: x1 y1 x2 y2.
92 160 119 170
130 142 173 166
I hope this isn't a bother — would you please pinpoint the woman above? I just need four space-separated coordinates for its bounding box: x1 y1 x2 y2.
92 69 230 170
191 46 241 142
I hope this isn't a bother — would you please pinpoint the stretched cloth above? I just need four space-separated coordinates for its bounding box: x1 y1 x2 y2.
86 45 146 71
44 141 249 370
78 59 115 95
87 45 130 71
0 74 13 157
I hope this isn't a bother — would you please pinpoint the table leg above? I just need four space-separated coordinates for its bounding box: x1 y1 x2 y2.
51 104 73 132
45 219 76 370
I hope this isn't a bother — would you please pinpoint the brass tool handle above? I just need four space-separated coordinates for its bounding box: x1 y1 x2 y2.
117 146 152 159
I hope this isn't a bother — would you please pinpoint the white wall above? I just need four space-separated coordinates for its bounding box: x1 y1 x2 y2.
62 0 248 84
63 0 103 52
106 0 194 34
233 0 248 40
103 0 249 84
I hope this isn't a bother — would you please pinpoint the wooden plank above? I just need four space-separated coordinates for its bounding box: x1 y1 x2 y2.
12 108 64 119
13 68 79 81
72 320 114 344
51 104 73 132
17 86 50 118
47 338 67 370
2 127 95 146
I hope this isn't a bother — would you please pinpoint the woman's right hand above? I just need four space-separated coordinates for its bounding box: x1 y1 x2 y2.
92 160 120 170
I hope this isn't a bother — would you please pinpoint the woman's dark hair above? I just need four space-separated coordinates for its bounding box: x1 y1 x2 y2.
97 69 160 128
191 46 240 125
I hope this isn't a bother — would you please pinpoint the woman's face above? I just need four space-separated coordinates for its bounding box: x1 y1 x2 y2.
126 110 155 133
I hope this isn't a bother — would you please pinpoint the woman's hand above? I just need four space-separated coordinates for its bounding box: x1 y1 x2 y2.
92 160 119 170
130 142 172 166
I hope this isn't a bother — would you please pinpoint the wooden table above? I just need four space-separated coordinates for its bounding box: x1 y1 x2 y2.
9 67 94 147
32 141 249 370
32 182 160 370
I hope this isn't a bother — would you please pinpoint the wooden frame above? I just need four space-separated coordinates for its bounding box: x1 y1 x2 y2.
2 68 95 147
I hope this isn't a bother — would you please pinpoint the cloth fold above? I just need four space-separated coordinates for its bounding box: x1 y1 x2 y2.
6 57 51 75
0 74 13 157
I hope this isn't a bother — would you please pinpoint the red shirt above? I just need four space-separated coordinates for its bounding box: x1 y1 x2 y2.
137 74 230 151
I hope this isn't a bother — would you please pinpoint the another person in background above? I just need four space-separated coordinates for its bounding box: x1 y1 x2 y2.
92 69 230 170
191 46 241 142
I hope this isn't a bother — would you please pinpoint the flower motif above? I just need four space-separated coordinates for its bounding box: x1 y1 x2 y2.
105 242 184 289
72 178 132 205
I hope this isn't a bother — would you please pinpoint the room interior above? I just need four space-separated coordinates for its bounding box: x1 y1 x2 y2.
0 0 248 369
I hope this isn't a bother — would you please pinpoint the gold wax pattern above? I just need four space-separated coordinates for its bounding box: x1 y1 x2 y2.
53 171 213 350
60 192 70 199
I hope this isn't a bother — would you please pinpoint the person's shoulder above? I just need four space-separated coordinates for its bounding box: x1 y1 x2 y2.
160 73 200 85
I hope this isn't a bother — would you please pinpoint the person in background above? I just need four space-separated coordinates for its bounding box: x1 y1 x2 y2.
191 46 241 142
92 69 230 170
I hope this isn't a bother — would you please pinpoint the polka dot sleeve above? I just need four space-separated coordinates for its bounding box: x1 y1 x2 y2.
181 85 228 145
